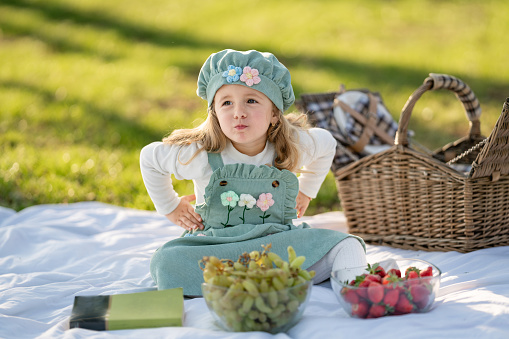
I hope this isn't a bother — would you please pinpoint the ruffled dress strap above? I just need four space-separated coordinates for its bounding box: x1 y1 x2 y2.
207 152 224 171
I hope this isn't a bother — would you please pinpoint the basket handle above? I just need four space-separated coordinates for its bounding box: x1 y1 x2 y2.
395 73 482 147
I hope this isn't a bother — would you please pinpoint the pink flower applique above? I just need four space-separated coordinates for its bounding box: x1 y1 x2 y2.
240 66 261 87
256 193 274 224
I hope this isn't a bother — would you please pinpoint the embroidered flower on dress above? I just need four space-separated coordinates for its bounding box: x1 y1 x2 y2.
222 65 243 83
257 193 274 224
238 194 256 223
220 190 239 227
257 193 274 211
239 194 256 209
221 191 239 207
240 67 261 87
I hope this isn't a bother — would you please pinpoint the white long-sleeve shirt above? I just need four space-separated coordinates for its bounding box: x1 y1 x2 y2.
139 128 336 215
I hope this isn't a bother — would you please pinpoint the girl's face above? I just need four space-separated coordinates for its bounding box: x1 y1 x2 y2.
213 84 278 156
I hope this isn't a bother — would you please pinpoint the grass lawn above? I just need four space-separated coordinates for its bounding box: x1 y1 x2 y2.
1 0 508 215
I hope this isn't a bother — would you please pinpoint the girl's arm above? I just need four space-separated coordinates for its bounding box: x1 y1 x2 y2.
165 194 203 231
295 191 312 218
296 128 336 202
139 142 207 230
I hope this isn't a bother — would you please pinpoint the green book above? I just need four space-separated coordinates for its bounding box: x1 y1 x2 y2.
69 288 184 331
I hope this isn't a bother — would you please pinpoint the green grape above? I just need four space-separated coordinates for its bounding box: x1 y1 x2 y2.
290 256 306 269
267 288 278 308
242 279 260 297
258 311 267 323
249 250 260 261
248 260 258 271
234 262 247 271
261 254 273 268
242 295 255 313
203 268 216 282
259 278 269 293
271 276 285 291
244 317 256 330
287 246 297 263
287 300 300 313
298 269 312 281
208 256 222 269
255 296 273 313
247 309 259 320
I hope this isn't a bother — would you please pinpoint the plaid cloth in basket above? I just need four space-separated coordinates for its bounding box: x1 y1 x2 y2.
296 87 400 172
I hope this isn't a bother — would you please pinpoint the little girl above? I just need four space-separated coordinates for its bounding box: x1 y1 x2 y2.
140 49 366 296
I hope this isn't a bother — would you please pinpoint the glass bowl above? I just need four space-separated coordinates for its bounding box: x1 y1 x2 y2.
330 258 441 318
202 279 312 333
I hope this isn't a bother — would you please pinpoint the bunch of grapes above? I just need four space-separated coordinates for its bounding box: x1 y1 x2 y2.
199 244 315 333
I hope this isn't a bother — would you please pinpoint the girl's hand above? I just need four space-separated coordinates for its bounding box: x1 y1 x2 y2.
295 191 312 218
165 194 204 231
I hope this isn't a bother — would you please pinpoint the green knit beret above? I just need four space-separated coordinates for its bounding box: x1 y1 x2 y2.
197 49 295 112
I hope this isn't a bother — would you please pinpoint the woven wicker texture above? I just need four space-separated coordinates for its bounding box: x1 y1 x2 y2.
336 74 509 253
470 98 509 179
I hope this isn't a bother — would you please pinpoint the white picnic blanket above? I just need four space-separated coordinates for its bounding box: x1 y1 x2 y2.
1 202 508 339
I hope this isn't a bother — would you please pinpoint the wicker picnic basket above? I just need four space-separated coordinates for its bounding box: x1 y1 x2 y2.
335 73 509 253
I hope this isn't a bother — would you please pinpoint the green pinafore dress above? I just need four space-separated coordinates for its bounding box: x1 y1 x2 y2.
150 152 364 296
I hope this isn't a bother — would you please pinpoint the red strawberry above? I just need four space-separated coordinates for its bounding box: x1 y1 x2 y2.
382 273 402 286
383 288 400 308
367 263 386 278
420 266 433 277
367 281 384 303
374 266 386 278
405 267 421 279
365 274 382 283
357 279 370 298
414 296 429 311
409 284 430 309
387 268 402 278
406 270 420 286
368 304 386 318
351 300 369 318
395 293 414 314
342 288 360 304
349 273 366 286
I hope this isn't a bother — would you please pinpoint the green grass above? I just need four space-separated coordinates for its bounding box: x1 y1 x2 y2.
1 0 508 215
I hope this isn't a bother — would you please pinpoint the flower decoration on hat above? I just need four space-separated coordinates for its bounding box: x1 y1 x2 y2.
222 65 243 83
240 67 261 86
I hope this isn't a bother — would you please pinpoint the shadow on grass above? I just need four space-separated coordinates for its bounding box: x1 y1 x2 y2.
0 17 121 61
282 54 509 107
2 0 226 54
0 80 164 150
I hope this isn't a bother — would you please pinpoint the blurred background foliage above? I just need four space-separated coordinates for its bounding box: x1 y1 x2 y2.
1 0 508 214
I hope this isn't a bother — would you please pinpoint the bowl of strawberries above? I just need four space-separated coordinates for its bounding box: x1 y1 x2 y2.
330 258 441 318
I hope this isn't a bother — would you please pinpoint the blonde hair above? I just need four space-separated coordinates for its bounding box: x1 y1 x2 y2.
163 104 310 172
